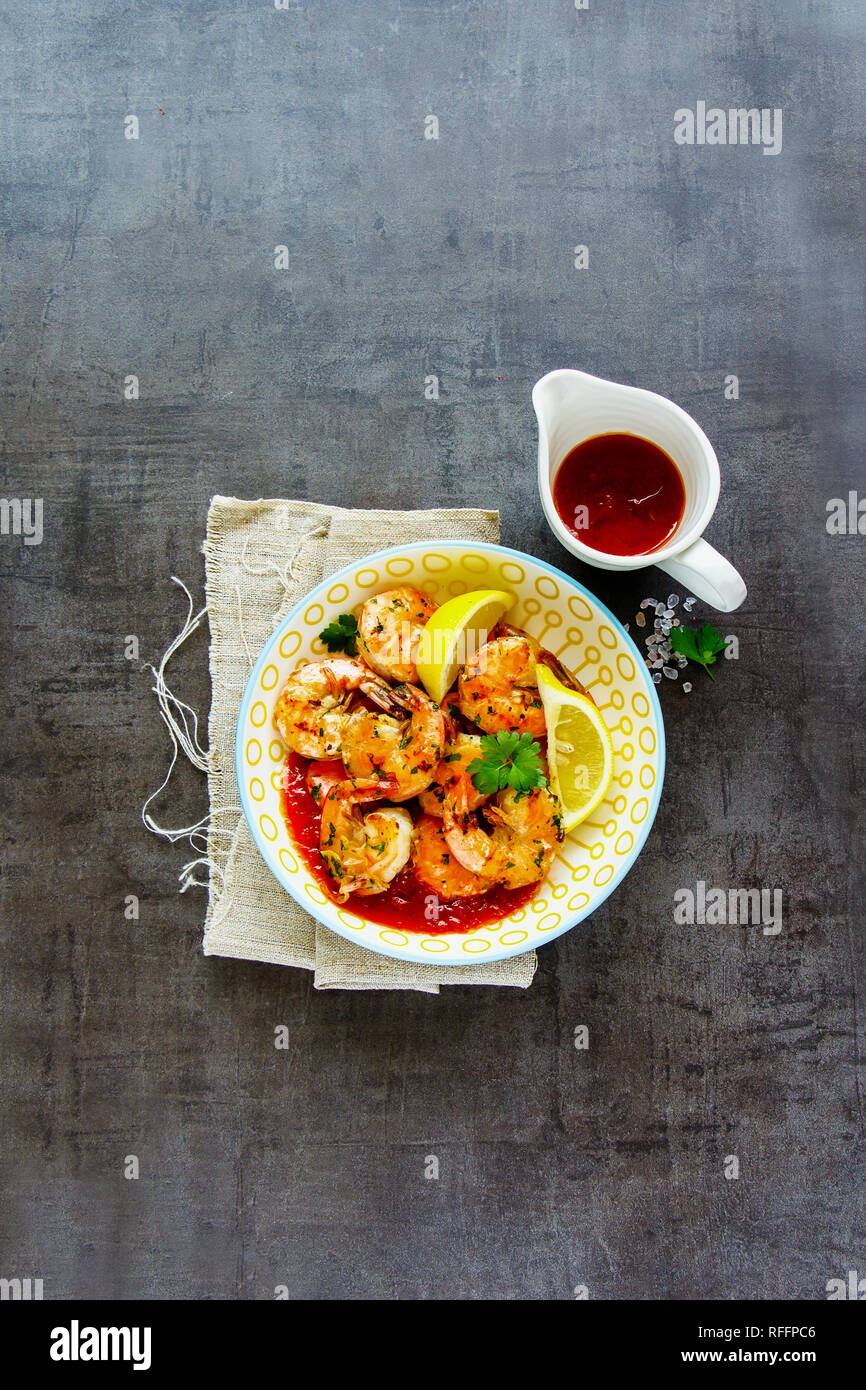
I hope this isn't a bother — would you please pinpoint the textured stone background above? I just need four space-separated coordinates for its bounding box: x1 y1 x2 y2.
1 1 864 1299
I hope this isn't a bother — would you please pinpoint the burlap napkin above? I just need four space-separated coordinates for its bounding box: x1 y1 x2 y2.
199 496 537 992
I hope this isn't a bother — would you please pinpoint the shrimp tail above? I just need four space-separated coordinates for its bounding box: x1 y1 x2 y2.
363 679 401 713
341 776 401 804
536 648 586 694
379 681 417 713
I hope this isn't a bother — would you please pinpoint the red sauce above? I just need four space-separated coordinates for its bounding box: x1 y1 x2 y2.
279 752 537 934
553 432 686 556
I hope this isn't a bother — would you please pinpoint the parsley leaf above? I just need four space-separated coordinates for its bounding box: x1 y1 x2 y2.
669 622 727 681
319 612 359 655
468 730 548 796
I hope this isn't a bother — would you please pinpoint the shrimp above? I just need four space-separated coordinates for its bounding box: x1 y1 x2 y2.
356 587 438 684
457 621 585 736
273 657 392 759
319 782 413 901
417 733 489 819
458 628 547 736
412 813 491 900
443 785 563 890
341 682 445 800
305 759 347 806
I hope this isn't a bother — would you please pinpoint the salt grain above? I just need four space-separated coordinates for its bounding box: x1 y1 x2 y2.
635 611 646 627
682 681 693 693
655 602 666 615
667 594 679 608
652 671 662 683
662 666 677 679
683 596 696 611
640 598 655 610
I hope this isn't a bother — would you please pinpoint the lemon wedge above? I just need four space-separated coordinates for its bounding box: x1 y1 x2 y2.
416 588 514 704
536 664 614 832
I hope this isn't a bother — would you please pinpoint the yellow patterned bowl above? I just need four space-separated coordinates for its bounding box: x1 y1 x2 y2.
236 541 664 965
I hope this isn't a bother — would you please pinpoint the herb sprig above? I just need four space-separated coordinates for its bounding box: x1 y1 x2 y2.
468 731 548 796
669 623 727 680
319 613 359 656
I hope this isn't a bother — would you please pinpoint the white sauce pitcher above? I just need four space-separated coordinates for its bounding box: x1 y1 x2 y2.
533 369 747 612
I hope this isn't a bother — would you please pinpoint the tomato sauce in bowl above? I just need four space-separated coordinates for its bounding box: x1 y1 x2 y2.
279 752 536 934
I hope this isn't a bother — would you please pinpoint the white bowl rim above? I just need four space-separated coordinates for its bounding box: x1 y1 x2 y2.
235 539 666 965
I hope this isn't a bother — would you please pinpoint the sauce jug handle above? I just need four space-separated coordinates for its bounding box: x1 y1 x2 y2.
657 538 747 613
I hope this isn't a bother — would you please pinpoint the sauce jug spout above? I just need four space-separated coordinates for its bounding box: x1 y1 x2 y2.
532 370 586 445
532 369 598 479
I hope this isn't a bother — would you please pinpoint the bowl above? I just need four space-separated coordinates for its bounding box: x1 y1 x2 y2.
235 540 665 965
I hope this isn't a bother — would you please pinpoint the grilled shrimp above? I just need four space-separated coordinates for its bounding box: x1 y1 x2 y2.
417 733 489 819
458 627 546 736
412 813 491 900
457 621 584 736
341 682 445 800
319 782 413 901
443 785 563 890
356 587 438 684
305 759 347 806
273 657 391 759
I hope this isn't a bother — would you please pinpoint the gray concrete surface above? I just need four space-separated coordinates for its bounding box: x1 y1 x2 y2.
1 0 864 1299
